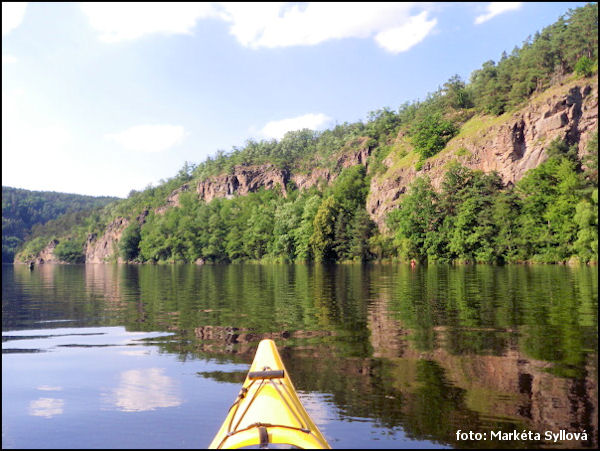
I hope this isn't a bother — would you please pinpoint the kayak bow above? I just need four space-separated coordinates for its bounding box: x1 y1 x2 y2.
209 339 331 449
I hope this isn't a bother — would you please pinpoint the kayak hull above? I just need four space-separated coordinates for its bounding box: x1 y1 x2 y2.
208 339 331 449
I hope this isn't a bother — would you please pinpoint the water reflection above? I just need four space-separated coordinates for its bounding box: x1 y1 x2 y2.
4 263 598 448
109 368 181 412
28 398 64 418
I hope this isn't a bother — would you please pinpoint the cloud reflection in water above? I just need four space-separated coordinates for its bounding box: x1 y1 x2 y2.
29 398 64 418
111 367 181 412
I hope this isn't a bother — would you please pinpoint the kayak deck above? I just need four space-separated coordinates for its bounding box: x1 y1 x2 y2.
209 339 331 449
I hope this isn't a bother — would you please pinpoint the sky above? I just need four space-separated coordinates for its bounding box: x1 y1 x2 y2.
2 2 590 198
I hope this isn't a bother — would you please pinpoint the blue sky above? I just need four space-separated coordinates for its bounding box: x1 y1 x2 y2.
2 2 589 197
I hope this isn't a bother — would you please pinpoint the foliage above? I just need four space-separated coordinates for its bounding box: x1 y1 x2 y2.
13 4 598 266
469 3 598 114
53 239 85 263
2 186 117 262
115 164 376 264
387 136 598 264
310 196 339 262
574 56 595 77
119 222 142 261
442 75 474 109
365 108 402 143
411 113 458 159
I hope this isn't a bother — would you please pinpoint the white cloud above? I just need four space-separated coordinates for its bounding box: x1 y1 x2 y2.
37 385 63 391
79 2 217 42
80 2 437 53
260 113 332 140
374 11 437 53
106 124 186 153
2 54 18 64
2 2 27 36
220 2 436 52
475 2 522 25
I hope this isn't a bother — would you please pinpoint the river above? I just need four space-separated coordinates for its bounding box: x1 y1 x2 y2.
2 263 597 448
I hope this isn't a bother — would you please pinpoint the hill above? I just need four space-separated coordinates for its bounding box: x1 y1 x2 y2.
2 187 118 262
15 3 598 266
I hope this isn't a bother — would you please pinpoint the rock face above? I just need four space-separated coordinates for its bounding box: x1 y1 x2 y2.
155 184 191 215
23 78 598 264
188 80 596 233
192 138 373 203
85 217 129 263
196 164 289 203
367 80 598 228
291 168 333 191
33 240 62 264
337 137 372 169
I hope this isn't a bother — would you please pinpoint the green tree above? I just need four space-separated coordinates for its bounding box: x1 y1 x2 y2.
573 192 598 262
53 239 85 263
386 176 439 261
310 196 339 262
442 74 473 109
348 208 375 261
119 222 141 261
411 113 458 160
574 56 595 77
294 194 322 261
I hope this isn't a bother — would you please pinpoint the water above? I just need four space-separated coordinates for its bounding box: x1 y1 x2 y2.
2 263 597 449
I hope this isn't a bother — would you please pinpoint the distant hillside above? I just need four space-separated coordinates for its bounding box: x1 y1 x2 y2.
2 187 118 262
16 3 598 266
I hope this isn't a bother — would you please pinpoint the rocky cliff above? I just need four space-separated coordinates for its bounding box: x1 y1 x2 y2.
175 137 373 207
32 240 62 265
82 209 148 263
21 76 598 264
367 78 598 228
85 217 130 263
196 164 290 202
168 78 596 231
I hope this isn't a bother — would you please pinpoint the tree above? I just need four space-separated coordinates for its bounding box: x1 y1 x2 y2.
54 239 85 263
365 107 402 142
574 56 595 77
310 196 339 262
348 208 375 261
411 113 458 159
387 176 440 261
293 194 322 261
573 193 598 262
331 165 369 214
119 222 141 261
442 74 473 109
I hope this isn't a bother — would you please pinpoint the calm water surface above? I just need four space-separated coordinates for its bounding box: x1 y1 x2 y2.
2 263 598 449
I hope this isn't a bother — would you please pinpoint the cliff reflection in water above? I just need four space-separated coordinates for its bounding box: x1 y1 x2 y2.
7 263 598 447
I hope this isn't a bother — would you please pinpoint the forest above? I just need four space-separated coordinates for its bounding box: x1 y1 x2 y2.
2 187 117 262
13 3 599 266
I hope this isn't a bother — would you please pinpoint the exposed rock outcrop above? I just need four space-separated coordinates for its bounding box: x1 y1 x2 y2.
337 137 373 169
21 77 598 263
85 217 129 263
193 138 373 203
196 164 289 203
32 239 62 264
367 79 598 228
291 168 333 191
155 184 190 215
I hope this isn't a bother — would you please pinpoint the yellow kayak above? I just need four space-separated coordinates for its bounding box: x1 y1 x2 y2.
209 339 331 449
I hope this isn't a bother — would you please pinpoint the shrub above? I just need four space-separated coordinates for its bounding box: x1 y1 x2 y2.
411 113 458 159
54 239 85 263
574 56 595 77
